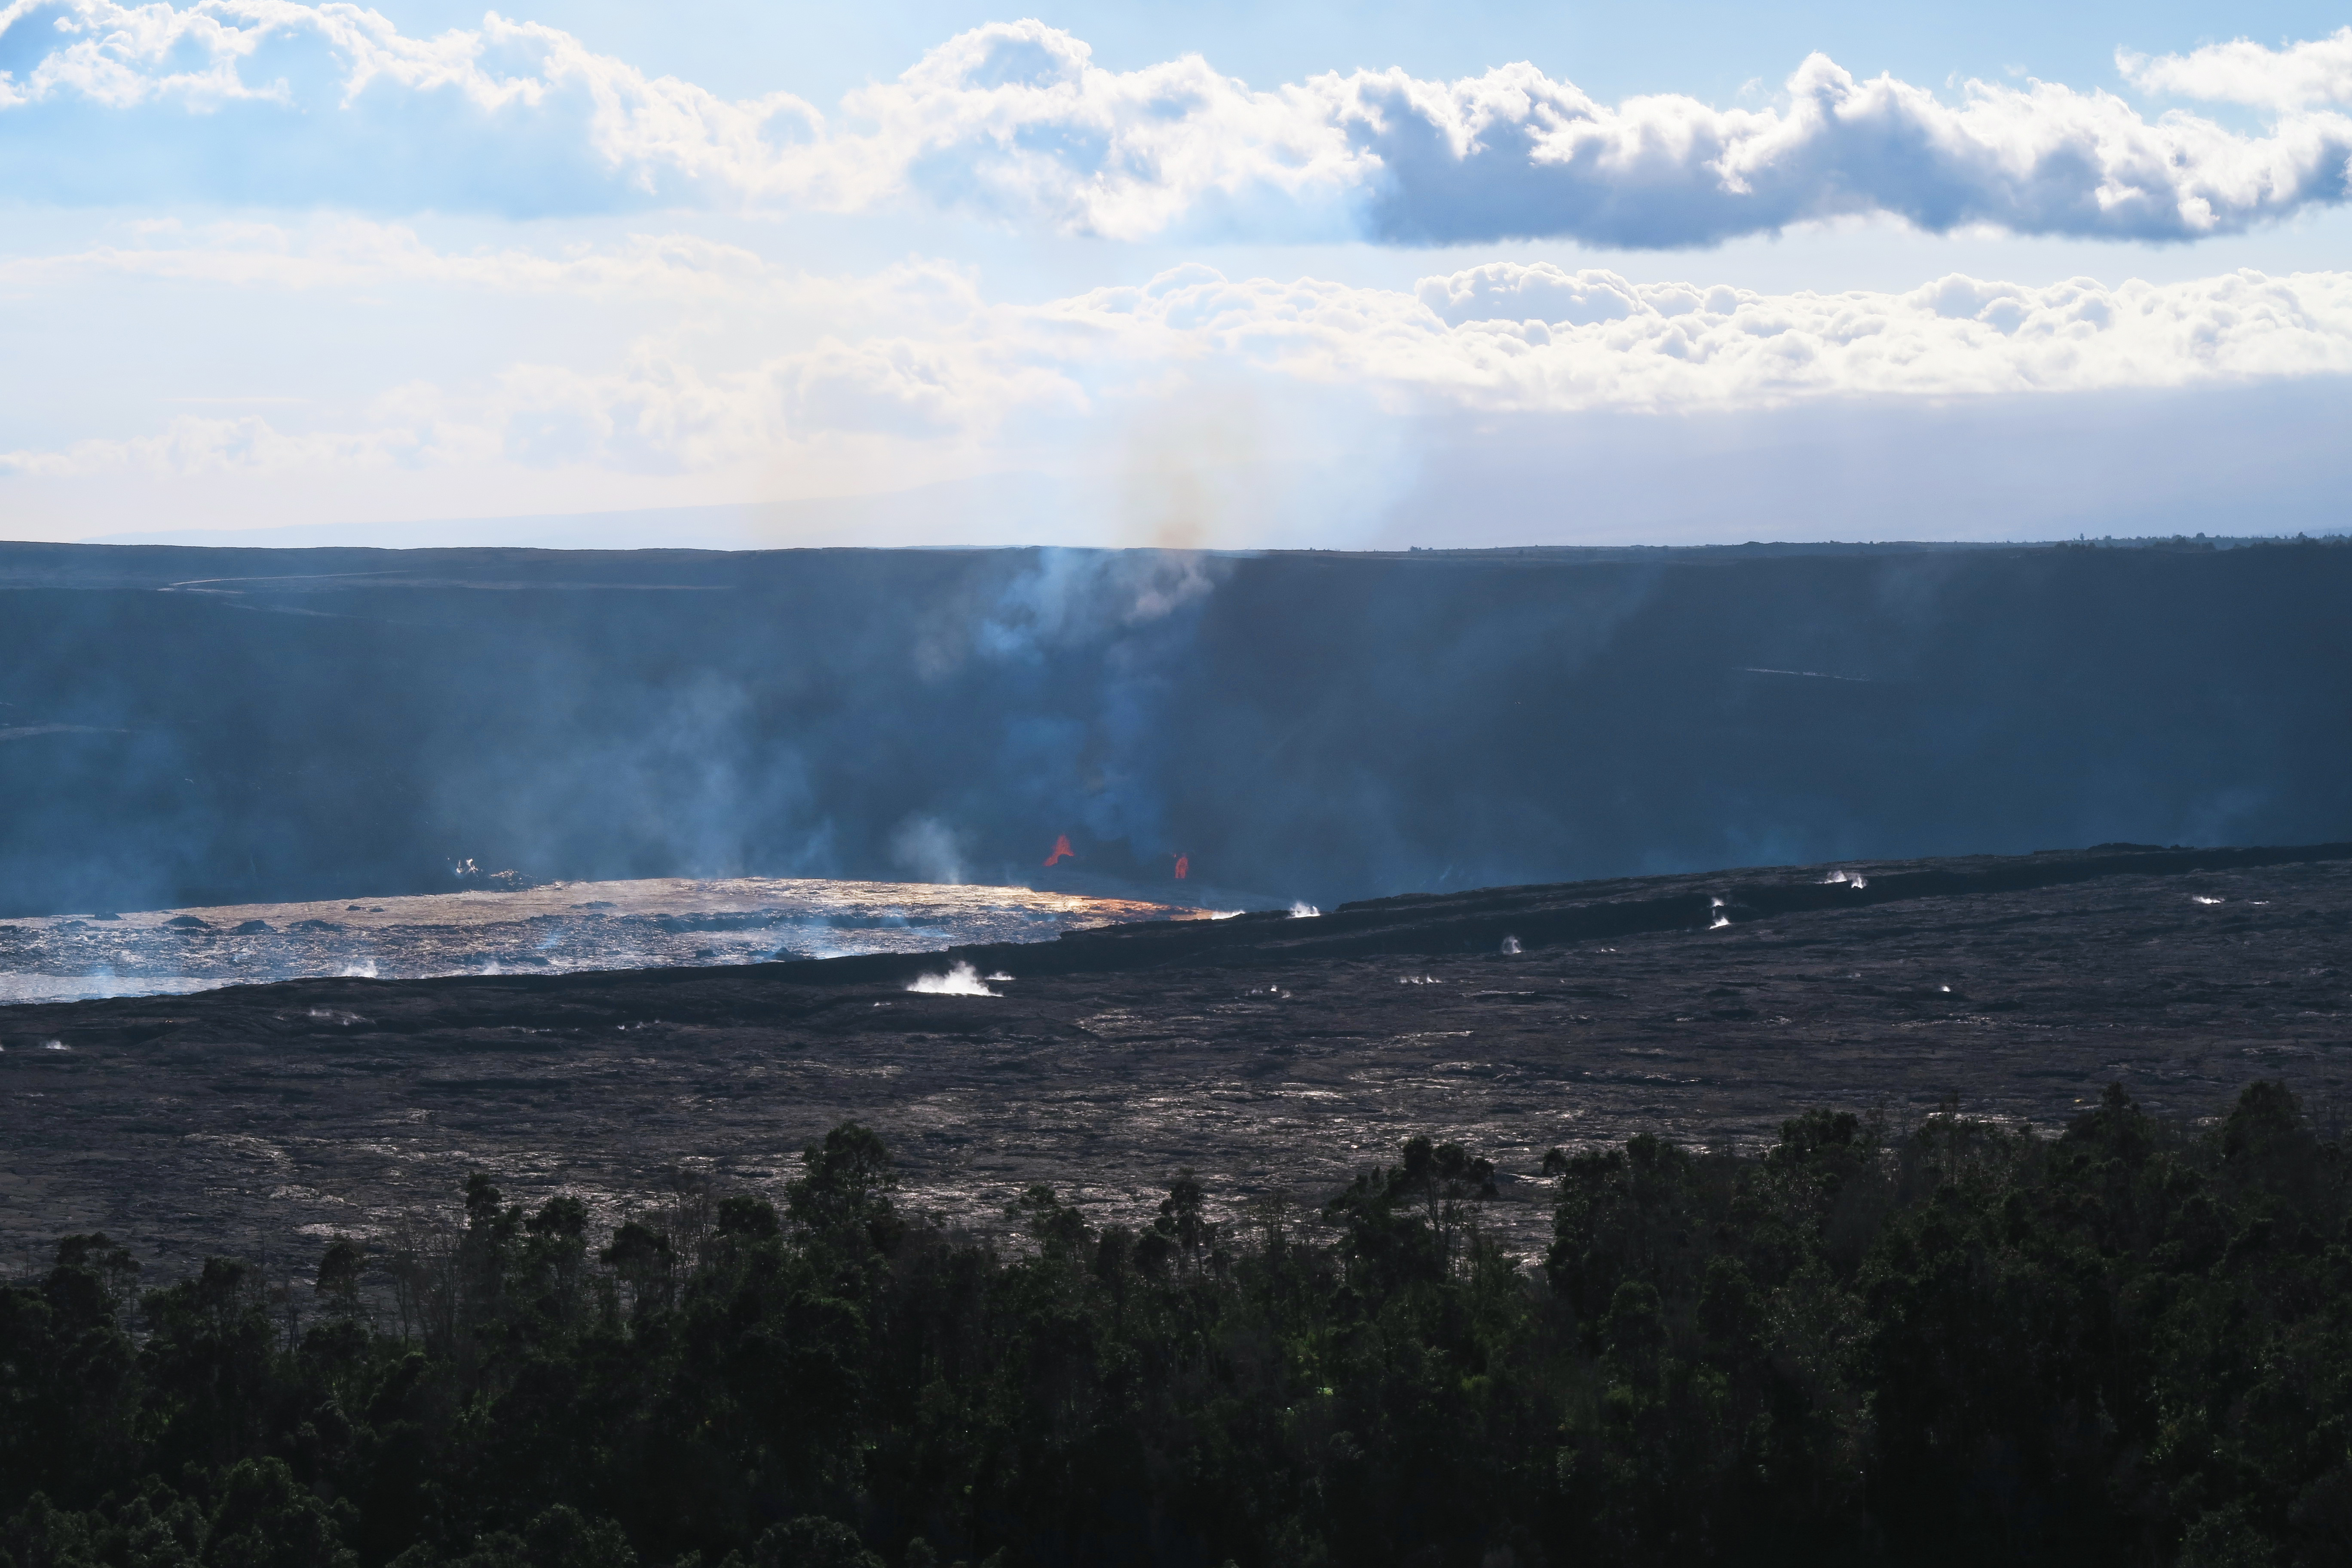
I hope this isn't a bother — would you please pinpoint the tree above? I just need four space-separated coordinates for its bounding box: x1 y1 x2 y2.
314 1239 365 1320
750 1518 882 1568
600 1222 675 1317
203 1458 358 1568
522 1197 592 1324
52 1235 141 1322
785 1124 900 1254
1008 1185 1090 1261
1155 1170 1212 1276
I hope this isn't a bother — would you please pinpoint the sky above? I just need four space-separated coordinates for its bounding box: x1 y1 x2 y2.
3 0 2351 548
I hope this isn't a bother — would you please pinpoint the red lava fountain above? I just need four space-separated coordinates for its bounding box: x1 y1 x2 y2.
1174 854 1189 880
1044 834 1076 867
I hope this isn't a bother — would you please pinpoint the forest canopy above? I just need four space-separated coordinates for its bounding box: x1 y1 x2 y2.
5 1083 2350 1568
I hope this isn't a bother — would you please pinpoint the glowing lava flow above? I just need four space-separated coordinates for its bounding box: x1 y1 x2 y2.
1044 835 1076 867
0 876 1208 1005
1174 854 1189 880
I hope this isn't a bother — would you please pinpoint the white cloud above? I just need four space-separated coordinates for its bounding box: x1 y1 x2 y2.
0 0 824 209
8 232 2352 483
2122 28 2352 111
0 219 783 297
1296 52 2352 246
5 5 2351 245
0 413 422 478
0 255 1085 478
1055 262 2352 411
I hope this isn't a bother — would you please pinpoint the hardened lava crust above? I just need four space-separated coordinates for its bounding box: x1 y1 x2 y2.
3 842 2349 1273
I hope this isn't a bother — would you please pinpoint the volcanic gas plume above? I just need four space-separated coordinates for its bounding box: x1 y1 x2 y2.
6 540 2352 920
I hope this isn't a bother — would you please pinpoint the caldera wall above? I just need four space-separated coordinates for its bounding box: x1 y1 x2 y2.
2 538 2347 916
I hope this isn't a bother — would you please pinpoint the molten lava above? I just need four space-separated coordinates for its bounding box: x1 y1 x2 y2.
1044 834 1075 867
1173 854 1189 880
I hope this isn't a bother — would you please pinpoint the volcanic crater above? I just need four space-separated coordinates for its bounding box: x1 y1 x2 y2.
3 842 2349 1275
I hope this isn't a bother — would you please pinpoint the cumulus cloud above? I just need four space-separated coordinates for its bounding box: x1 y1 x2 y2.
9 232 2352 483
0 0 826 212
5 4 2351 244
2122 28 2352 110
1335 54 2352 245
1055 261 2352 410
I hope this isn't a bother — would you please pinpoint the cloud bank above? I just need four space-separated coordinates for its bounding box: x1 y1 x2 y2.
5 4 2352 244
2121 27 2352 111
7 227 2351 481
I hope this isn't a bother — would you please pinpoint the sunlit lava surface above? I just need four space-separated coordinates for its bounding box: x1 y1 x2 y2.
0 878 1199 1004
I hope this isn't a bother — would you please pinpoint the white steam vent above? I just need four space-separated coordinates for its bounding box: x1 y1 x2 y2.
889 815 968 886
1822 869 1869 890
1709 897 1731 930
1289 902 1321 918
2192 895 2224 905
908 961 998 996
1500 935 1522 955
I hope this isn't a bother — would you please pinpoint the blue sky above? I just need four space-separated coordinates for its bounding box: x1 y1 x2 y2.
3 0 2350 546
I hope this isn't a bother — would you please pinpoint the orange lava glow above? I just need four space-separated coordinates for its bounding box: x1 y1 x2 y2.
1044 834 1076 867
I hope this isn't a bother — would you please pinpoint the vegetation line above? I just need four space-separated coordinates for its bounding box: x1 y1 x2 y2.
4 1084 2346 1567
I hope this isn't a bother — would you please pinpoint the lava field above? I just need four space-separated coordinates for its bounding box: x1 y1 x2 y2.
2 842 2347 1274
0 877 1191 1005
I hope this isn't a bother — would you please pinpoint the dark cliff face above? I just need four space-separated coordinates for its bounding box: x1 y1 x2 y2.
2 538 2348 916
